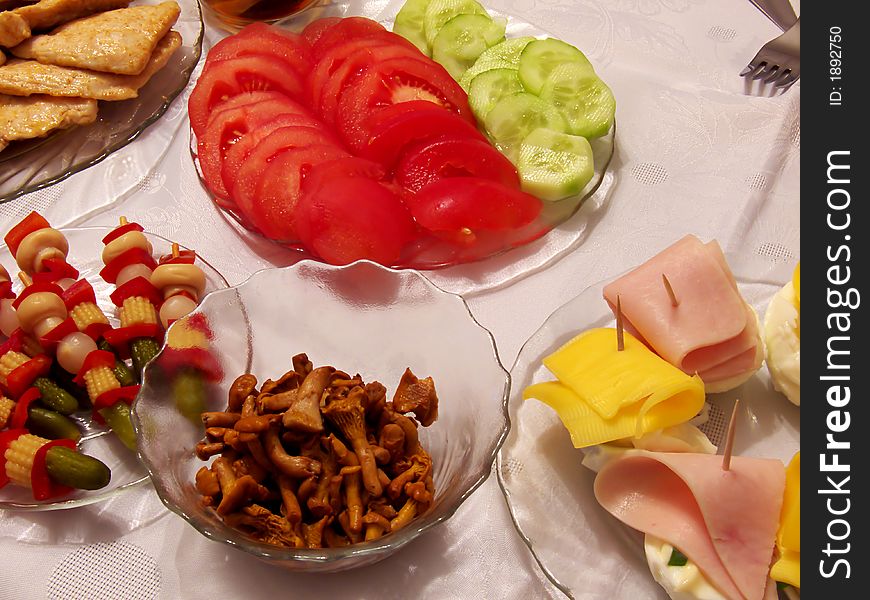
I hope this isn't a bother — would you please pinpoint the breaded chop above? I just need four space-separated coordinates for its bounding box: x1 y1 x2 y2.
0 92 96 150
0 51 5 66
12 1 180 75
0 0 129 47
0 29 180 100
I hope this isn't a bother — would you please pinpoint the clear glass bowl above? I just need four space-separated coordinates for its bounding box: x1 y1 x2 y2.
0 0 204 203
133 260 510 572
0 227 228 510
496 252 801 598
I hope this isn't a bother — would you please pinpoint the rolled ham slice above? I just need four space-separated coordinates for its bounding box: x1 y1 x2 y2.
603 235 762 391
594 452 785 600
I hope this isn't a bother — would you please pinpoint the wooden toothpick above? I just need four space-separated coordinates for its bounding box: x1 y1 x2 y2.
662 273 679 307
18 271 32 287
721 398 741 471
119 216 128 226
171 242 180 258
616 294 625 352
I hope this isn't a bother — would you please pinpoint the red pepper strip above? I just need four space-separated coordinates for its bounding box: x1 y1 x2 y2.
0 428 28 488
4 211 50 256
61 279 97 309
31 438 76 500
109 276 162 308
0 281 14 300
99 247 157 284
84 322 112 341
6 354 52 398
39 317 79 353
102 323 161 359
73 350 117 385
0 329 25 355
182 312 214 339
102 222 144 245
92 385 140 423
10 387 41 429
32 258 79 283
158 249 197 265
11 281 64 310
157 347 223 382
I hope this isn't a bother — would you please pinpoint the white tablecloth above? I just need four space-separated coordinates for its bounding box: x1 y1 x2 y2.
0 0 800 598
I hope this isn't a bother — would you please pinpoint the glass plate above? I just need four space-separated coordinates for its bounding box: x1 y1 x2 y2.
496 252 800 599
0 227 228 511
188 0 616 290
0 0 204 203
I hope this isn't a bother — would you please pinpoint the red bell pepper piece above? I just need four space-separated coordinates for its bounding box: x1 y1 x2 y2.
5 354 52 398
10 387 41 429
39 317 79 353
158 249 197 265
61 279 98 309
99 247 157 284
109 276 162 308
0 281 14 300
157 347 223 382
102 323 161 359
31 438 76 500
0 329 25 355
11 281 64 310
92 385 140 423
183 312 214 339
102 222 144 245
32 258 79 284
4 211 50 256
0 428 27 488
73 349 118 385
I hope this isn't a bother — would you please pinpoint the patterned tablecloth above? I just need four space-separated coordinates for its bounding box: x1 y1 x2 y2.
0 0 799 598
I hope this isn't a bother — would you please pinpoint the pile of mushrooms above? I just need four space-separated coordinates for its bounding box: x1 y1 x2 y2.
193 353 439 548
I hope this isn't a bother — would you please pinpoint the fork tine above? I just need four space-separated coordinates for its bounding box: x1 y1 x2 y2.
752 62 775 81
774 70 799 88
740 62 765 78
763 65 782 84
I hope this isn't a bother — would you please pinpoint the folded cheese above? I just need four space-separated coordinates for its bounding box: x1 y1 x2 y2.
594 452 785 600
770 452 799 589
523 327 705 447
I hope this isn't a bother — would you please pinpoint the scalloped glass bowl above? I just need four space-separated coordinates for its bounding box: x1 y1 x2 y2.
0 0 204 203
133 260 510 572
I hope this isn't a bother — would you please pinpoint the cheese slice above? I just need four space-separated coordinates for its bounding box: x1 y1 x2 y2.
770 452 800 588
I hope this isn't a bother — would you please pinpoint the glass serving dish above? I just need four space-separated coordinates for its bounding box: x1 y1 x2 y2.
496 253 800 598
0 227 228 511
133 260 510 572
0 0 204 203
189 0 616 280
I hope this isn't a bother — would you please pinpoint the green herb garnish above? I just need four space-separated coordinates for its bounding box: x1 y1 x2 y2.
668 548 689 567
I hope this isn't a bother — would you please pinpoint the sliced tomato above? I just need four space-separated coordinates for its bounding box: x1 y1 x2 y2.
404 178 542 242
311 16 386 55
394 135 520 193
205 22 313 78
198 96 316 200
301 157 386 197
200 91 289 132
359 106 486 170
301 16 342 45
188 55 307 137
220 114 333 201
296 175 417 266
239 144 351 241
335 99 437 153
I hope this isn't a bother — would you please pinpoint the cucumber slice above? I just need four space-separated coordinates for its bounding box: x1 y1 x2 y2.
467 68 524 120
518 38 595 95
459 36 535 89
517 127 594 201
394 0 433 56
423 0 487 47
432 14 506 80
483 92 567 156
540 63 616 138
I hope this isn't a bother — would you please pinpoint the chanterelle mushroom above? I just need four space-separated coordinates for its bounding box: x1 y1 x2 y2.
282 366 333 433
323 388 382 497
392 368 439 427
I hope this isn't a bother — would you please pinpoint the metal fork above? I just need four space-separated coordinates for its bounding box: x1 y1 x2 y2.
740 17 800 88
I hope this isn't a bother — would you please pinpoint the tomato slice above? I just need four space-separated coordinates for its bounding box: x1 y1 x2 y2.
394 135 520 193
242 144 351 241
198 96 317 200
359 106 486 170
220 113 331 202
404 177 542 240
205 22 313 79
188 55 306 137
301 16 342 45
301 157 387 196
311 16 386 55
296 175 417 266
203 90 296 131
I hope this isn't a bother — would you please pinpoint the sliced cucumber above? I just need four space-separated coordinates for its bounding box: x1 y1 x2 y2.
459 36 535 90
540 63 616 139
517 128 594 201
423 0 487 47
394 0 433 56
518 38 595 95
467 68 524 120
483 92 567 156
432 13 506 80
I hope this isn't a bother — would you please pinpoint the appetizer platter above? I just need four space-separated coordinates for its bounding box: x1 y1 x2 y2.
188 0 616 276
0 212 227 509
497 238 800 599
0 0 204 202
